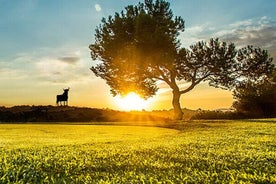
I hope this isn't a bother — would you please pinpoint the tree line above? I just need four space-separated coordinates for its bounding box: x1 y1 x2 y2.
0 104 274 123
0 106 171 122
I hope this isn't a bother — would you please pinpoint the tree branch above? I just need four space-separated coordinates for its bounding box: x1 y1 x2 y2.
179 72 211 94
179 82 196 94
156 66 172 87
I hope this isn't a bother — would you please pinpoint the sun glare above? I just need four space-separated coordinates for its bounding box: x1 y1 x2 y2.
115 92 150 111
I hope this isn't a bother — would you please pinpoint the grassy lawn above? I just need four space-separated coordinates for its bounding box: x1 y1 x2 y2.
0 120 275 183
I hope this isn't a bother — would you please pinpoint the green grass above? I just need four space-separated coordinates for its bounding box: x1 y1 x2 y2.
0 120 275 183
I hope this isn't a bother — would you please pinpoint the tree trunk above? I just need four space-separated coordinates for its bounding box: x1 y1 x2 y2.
172 90 183 120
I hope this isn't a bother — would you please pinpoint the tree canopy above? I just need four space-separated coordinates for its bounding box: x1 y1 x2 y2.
90 0 184 99
89 0 274 119
233 69 276 117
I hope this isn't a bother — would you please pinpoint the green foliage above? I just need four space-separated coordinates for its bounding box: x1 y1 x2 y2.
233 69 276 118
90 0 184 99
177 39 238 90
1 121 276 183
236 46 274 82
178 39 274 90
191 110 248 120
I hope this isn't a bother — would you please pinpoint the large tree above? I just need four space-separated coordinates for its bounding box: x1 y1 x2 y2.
89 0 274 119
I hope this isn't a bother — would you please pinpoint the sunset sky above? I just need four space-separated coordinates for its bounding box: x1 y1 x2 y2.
1 0 275 111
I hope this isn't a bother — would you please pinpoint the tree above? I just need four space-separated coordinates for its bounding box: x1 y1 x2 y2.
89 0 274 119
233 69 276 117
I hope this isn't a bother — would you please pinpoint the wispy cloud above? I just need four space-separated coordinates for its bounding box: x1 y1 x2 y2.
0 67 28 80
58 56 80 65
216 16 276 60
0 46 91 85
180 22 214 47
216 16 276 47
181 16 276 59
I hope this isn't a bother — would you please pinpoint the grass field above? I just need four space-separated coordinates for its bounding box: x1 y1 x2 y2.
0 120 275 183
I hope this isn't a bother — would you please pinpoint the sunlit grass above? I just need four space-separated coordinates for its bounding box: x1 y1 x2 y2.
0 120 275 183
0 124 177 148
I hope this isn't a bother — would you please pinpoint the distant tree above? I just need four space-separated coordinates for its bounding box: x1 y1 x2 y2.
89 0 274 119
233 69 276 117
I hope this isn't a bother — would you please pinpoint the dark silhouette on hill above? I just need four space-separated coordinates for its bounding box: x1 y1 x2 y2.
56 88 70 106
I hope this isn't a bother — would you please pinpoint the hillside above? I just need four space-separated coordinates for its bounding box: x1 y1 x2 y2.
0 105 197 123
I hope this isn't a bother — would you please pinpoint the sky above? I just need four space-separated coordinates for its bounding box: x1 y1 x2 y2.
0 0 275 111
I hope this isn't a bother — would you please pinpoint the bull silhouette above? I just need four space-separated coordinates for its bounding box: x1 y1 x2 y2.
56 88 70 106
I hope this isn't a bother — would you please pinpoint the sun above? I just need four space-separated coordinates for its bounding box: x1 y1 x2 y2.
115 92 150 111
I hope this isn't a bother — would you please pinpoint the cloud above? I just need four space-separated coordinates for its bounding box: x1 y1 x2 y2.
221 26 276 48
94 4 102 12
58 56 80 64
216 17 276 47
0 46 88 85
181 16 276 60
229 19 253 29
215 17 276 60
0 67 28 80
180 23 213 47
0 54 33 80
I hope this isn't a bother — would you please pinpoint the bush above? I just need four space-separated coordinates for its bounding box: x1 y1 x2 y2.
191 110 249 120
